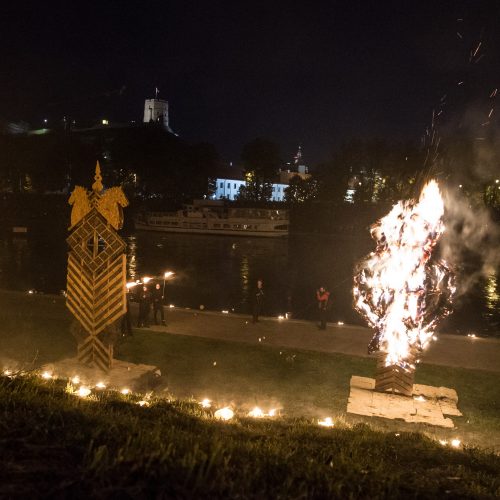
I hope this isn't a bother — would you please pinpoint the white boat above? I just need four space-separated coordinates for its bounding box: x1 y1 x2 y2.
134 200 289 237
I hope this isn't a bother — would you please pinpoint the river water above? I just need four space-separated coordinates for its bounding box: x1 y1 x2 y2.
0 230 498 336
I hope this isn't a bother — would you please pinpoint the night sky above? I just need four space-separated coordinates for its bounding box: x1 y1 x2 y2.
1 1 499 164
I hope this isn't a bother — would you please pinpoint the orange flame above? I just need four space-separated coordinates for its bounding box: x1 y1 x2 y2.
354 180 455 368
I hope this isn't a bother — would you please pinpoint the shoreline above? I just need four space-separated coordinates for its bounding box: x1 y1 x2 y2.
3 287 498 341
2 288 498 373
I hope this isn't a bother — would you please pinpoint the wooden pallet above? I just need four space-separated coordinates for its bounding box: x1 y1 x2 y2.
374 353 415 397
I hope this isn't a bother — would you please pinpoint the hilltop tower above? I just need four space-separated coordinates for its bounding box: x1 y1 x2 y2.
143 88 172 132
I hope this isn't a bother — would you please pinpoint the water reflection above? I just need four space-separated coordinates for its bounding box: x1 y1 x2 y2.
0 229 498 336
484 270 499 319
126 232 289 313
126 235 138 280
240 254 250 303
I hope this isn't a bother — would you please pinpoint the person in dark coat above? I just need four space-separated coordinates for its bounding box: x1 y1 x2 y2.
252 279 264 323
137 285 151 327
153 283 166 325
316 286 330 330
121 288 133 336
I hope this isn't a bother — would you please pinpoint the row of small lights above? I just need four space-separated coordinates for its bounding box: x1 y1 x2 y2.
40 119 115 126
393 431 460 448
27 283 479 339
28 271 352 326
2 369 466 445
3 368 334 427
23 269 335 424
20 273 464 444
24 290 482 339
133 274 345 323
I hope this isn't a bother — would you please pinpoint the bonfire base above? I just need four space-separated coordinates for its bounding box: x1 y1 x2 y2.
374 354 415 396
41 357 161 392
347 375 462 428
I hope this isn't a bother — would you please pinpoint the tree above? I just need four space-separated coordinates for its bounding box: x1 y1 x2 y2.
239 138 281 202
183 142 219 200
315 143 354 204
236 171 273 202
317 140 423 205
284 175 319 203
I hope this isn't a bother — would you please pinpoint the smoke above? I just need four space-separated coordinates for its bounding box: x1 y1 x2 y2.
440 186 500 297
0 357 18 371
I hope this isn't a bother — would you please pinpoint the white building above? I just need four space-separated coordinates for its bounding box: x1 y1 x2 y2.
213 177 288 201
212 147 310 202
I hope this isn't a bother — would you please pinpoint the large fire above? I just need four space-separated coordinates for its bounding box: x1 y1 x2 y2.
353 180 455 369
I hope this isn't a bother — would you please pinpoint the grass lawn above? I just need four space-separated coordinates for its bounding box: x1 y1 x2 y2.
1 375 499 498
1 288 500 494
1 291 499 451
116 330 500 451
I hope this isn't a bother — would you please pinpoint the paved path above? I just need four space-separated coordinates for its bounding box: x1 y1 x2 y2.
135 307 500 373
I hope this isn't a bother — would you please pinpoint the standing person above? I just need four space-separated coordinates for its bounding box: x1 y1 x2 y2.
252 279 264 323
137 285 151 328
121 287 133 337
316 286 330 330
153 283 166 326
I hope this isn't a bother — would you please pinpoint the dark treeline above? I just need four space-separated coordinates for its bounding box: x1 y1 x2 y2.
0 125 498 235
300 138 498 209
0 123 218 209
289 136 500 232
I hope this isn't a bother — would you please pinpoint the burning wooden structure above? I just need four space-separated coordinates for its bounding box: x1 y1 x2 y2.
354 180 455 397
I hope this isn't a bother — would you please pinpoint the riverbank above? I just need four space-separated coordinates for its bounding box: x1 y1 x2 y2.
143 307 500 373
1 289 499 452
2 289 499 372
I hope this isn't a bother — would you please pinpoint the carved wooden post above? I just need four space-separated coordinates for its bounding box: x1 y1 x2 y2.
66 162 129 371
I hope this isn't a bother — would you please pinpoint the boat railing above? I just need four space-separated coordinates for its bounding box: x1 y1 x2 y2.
146 208 288 221
148 211 178 217
228 209 289 220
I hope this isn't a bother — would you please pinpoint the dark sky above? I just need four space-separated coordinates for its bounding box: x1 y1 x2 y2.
1 0 499 164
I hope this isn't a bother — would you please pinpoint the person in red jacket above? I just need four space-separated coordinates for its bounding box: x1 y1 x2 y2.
316 286 330 330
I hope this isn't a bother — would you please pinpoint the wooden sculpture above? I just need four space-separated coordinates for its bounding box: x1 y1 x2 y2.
66 162 129 371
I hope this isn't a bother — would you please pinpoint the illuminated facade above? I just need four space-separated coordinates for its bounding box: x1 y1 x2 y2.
213 146 310 201
213 177 288 201
143 97 172 132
